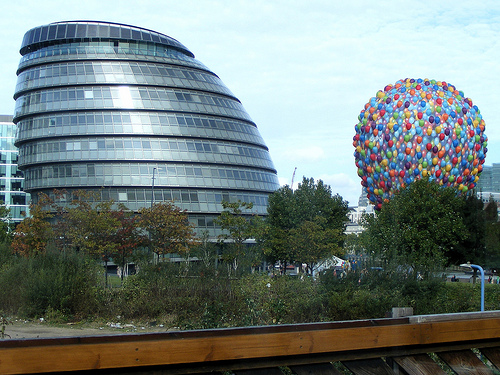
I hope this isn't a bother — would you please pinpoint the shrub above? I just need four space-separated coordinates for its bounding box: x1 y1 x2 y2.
0 249 102 319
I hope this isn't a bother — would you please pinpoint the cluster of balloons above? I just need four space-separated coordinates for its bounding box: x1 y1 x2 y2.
353 78 487 210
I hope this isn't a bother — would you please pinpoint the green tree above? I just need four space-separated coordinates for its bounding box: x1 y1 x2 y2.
110 207 147 282
343 233 365 255
138 201 198 262
0 204 13 244
55 191 121 259
361 178 471 275
192 230 219 272
484 199 500 268
214 201 263 275
11 193 54 257
263 177 349 274
446 193 486 266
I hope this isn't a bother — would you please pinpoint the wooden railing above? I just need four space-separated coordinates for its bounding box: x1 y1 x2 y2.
1 311 499 374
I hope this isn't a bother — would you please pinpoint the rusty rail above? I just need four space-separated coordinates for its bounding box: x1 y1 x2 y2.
0 311 499 374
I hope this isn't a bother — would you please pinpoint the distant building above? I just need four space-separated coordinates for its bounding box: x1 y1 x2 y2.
13 21 279 237
0 115 30 223
345 189 374 235
476 164 500 205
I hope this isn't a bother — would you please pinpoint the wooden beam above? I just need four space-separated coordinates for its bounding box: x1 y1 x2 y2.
391 354 447 375
438 349 495 375
0 314 498 374
234 369 284 375
480 347 500 371
342 358 394 375
290 363 344 375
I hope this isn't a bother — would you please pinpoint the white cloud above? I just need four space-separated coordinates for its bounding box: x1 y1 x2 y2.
317 173 361 206
282 145 326 162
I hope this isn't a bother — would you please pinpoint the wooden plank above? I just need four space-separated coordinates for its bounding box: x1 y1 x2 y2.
290 363 344 375
234 368 284 375
480 347 500 371
342 358 395 375
392 354 447 375
438 350 495 375
410 311 500 324
0 315 498 374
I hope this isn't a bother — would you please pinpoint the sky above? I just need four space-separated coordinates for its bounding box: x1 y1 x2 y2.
0 0 499 206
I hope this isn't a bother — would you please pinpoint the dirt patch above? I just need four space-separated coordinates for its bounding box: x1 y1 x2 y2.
1 320 172 340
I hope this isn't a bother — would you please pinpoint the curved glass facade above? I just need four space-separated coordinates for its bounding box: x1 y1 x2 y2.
14 21 279 236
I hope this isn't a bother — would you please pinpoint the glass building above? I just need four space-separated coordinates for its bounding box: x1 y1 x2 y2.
13 21 279 236
0 115 30 223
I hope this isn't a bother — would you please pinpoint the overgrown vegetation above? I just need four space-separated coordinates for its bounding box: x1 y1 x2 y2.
0 250 498 327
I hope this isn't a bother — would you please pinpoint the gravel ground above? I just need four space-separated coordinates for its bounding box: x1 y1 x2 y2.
1 320 171 340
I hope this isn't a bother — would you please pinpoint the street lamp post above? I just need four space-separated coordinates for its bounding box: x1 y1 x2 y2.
460 262 485 312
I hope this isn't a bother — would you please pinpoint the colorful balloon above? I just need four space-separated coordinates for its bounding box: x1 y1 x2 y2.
353 78 487 210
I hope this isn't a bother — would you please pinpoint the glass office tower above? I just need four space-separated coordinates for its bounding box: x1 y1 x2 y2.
0 115 30 223
13 21 279 236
